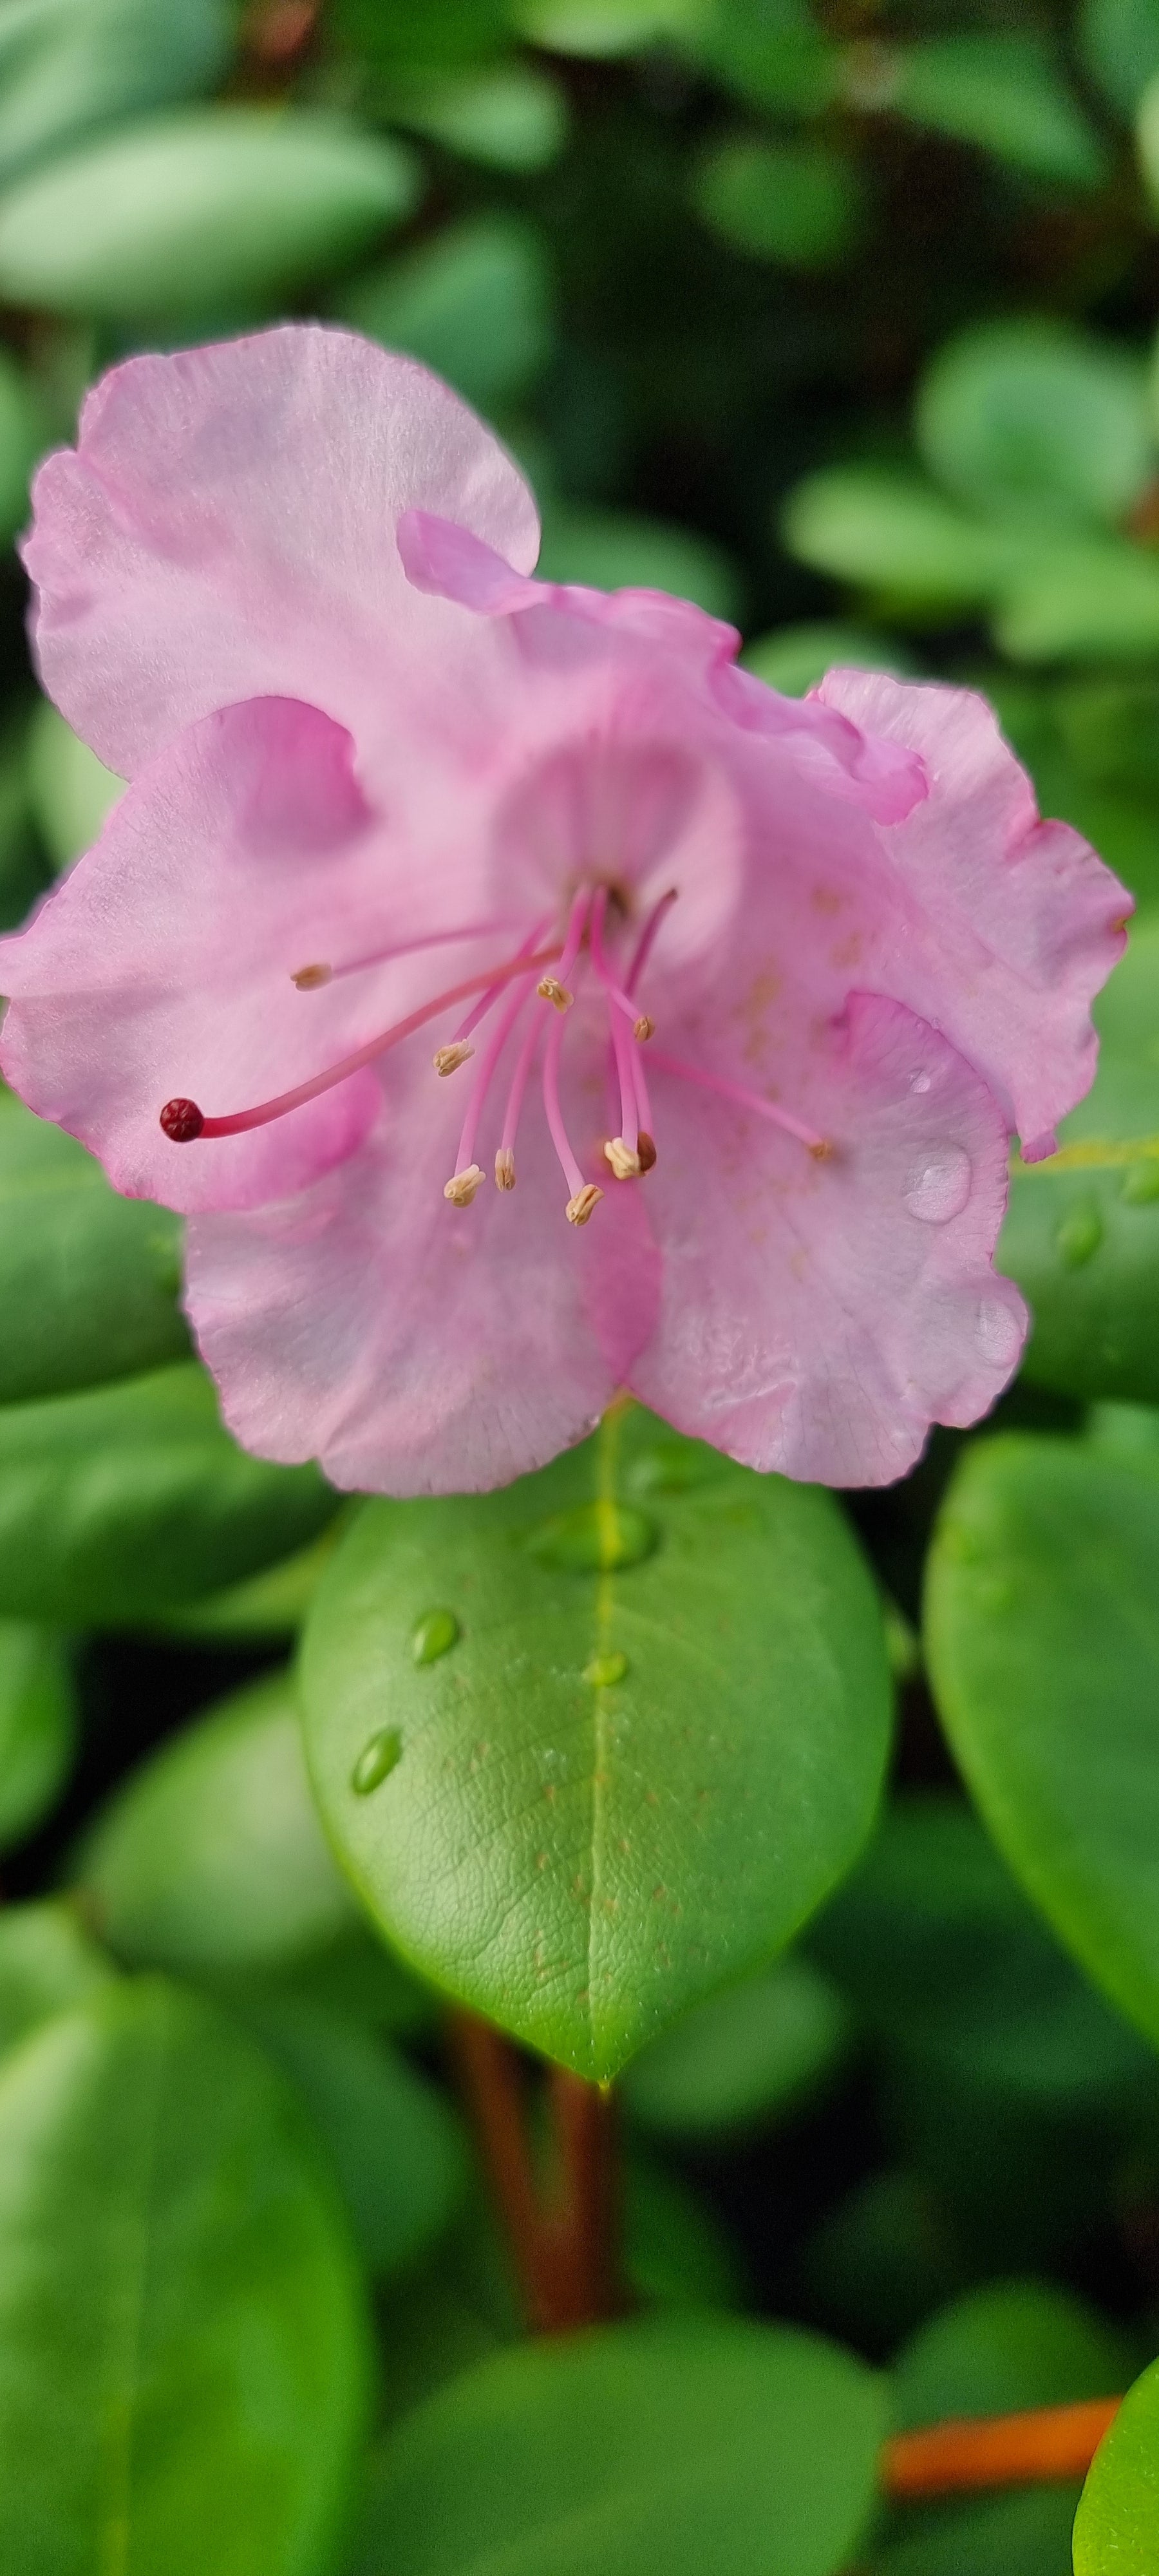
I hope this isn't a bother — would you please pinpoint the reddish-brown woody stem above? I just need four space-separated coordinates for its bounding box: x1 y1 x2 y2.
881 2396 1122 2500
448 2012 621 2334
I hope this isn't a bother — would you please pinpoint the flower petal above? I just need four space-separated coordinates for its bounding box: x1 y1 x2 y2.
23 326 540 777
399 509 928 824
0 694 503 1214
629 993 1026 1486
184 1051 621 1495
815 670 1130 1153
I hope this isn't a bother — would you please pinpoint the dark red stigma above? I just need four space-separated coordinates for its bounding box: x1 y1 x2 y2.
160 1097 205 1143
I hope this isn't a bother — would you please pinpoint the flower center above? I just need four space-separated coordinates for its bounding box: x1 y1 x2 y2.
159 880 829 1220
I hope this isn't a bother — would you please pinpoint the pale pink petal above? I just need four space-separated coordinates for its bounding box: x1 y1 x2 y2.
0 696 502 1213
184 1049 623 1495
815 670 1129 1154
628 994 1026 1486
23 327 540 777
399 510 928 824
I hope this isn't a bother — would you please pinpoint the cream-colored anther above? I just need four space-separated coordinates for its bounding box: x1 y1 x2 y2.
495 1147 516 1192
292 962 332 990
444 1164 485 1207
536 976 573 1011
633 1014 654 1041
433 1041 475 1077
565 1184 603 1226
603 1136 641 1180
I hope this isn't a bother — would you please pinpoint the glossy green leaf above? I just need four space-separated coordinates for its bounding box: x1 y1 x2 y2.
514 0 706 55
0 0 234 188
0 1361 340 1625
25 699 122 868
351 2318 885 2576
742 623 916 696
1136 68 1159 207
0 1086 188 1405
75 1669 358 1971
335 214 553 412
927 1432 1159 2055
332 0 509 71
692 137 866 269
301 1405 890 2080
889 36 1109 189
0 1980 370 2576
916 323 1152 529
691 0 838 117
0 1623 76 1851
621 1952 850 2139
536 505 743 619
384 66 565 170
999 921 1159 1405
1080 0 1159 115
874 2281 1136 2576
0 109 420 320
1075 2355 1159 2572
994 535 1159 662
0 1902 115 2058
229 1993 468 2280
985 671 1159 911
780 467 1027 610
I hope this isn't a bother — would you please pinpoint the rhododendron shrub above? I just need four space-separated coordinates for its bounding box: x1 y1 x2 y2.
0 328 1127 1496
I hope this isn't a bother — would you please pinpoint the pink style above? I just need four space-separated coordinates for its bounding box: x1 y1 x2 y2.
0 327 1130 1496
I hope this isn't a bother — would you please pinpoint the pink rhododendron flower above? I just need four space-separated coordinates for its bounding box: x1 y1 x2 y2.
0 328 1129 1494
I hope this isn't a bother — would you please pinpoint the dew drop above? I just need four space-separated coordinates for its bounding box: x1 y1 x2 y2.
903 1143 972 1224
1054 1203 1102 1268
527 1500 658 1574
411 1607 460 1665
583 1649 628 1687
351 1727 402 1795
975 1298 1024 1368
1121 1160 1159 1208
909 1070 932 1095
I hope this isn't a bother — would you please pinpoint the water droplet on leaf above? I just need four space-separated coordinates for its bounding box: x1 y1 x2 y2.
1121 1160 1159 1207
351 1727 402 1795
411 1607 460 1665
527 1499 657 1573
1055 1203 1102 1267
583 1649 628 1687
903 1143 972 1223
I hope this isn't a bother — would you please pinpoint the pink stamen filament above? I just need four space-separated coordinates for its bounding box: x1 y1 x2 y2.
590 889 639 1154
648 1046 828 1153
625 886 677 997
451 972 538 1178
449 916 552 1047
500 1007 542 1160
167 944 561 1139
541 1010 586 1200
537 888 593 1198
308 919 524 984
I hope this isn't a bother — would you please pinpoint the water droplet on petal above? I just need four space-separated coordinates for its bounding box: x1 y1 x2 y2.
910 1070 932 1095
903 1144 972 1224
351 1728 402 1795
975 1299 1024 1368
1054 1203 1102 1268
411 1608 460 1665
527 1499 658 1573
583 1649 628 1687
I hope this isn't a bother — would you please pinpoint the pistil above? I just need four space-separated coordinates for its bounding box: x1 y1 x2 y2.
160 942 561 1141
